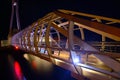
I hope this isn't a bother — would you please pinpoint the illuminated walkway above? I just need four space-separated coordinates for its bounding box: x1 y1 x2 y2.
10 10 120 80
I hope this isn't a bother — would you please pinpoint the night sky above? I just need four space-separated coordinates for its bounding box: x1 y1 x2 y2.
0 0 120 40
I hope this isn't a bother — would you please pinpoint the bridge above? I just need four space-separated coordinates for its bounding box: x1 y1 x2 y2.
10 9 120 80
6 0 120 80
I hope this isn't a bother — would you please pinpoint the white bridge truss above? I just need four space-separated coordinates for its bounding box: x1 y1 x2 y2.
11 10 120 80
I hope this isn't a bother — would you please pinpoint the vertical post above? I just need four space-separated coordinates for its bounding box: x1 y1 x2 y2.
68 21 83 77
16 0 21 31
101 35 105 51
80 28 85 40
8 0 21 45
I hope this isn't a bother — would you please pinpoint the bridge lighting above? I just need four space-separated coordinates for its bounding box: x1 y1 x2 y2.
15 46 19 50
71 51 80 64
13 2 17 6
73 57 80 64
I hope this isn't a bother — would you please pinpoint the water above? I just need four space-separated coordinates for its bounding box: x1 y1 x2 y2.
0 47 76 80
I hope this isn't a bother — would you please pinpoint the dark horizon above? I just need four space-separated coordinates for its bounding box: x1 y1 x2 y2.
0 0 120 40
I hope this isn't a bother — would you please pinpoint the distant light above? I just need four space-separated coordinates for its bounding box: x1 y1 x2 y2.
13 2 17 6
15 46 19 50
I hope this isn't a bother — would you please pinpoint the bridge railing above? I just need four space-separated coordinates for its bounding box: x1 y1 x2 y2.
88 41 120 53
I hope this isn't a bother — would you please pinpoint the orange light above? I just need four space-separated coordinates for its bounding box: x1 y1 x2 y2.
15 46 19 50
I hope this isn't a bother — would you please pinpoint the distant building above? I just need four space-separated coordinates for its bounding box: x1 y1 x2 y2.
1 40 8 47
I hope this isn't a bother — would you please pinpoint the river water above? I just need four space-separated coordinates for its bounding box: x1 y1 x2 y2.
0 47 76 80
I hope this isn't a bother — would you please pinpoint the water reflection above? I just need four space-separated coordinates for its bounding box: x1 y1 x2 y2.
23 54 76 80
23 54 53 74
0 47 76 80
14 61 23 80
7 54 26 80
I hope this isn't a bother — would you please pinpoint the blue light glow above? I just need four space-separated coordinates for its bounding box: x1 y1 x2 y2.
73 57 80 64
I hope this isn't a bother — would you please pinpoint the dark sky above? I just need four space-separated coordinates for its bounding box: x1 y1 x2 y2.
0 0 120 39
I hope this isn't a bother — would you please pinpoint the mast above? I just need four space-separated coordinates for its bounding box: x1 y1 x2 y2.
8 0 21 44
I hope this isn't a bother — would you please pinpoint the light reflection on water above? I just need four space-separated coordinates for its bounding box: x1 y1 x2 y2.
8 54 26 80
23 54 53 74
7 53 76 80
1 47 76 80
14 61 23 80
23 54 77 80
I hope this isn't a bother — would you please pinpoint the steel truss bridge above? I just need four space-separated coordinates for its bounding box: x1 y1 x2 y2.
11 10 120 80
